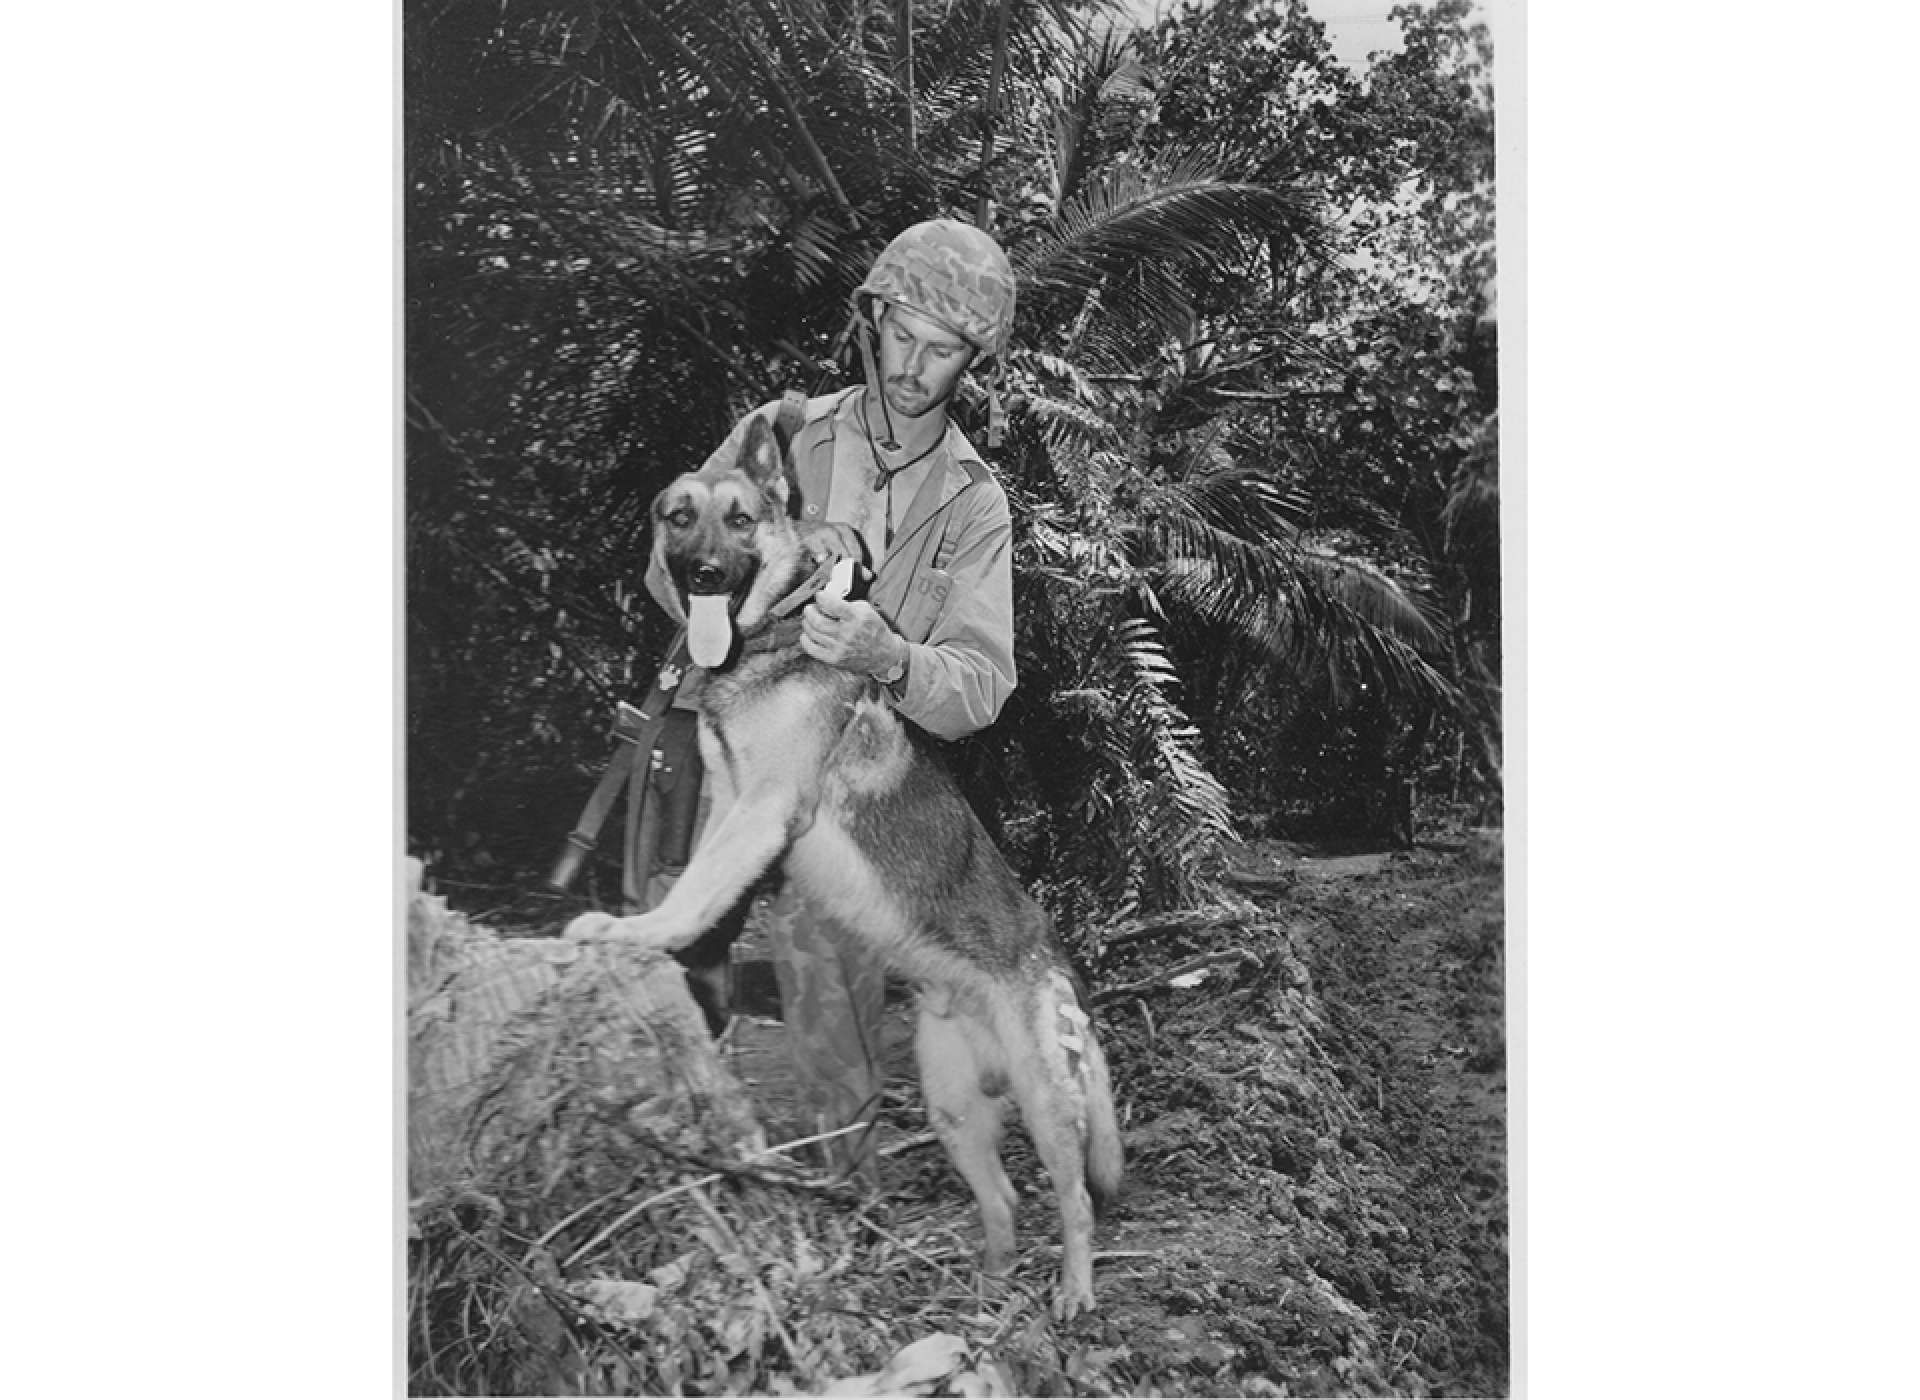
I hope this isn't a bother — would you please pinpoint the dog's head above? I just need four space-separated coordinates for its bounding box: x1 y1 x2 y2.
650 414 807 668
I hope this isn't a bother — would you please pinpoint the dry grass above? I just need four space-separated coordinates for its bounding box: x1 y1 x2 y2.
407 1113 1084 1396
406 869 1083 1396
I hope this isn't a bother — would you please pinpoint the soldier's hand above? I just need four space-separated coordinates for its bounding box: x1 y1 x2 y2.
796 521 870 568
801 593 906 677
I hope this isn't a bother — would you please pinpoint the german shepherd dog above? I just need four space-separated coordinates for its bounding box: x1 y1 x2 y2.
566 414 1124 1318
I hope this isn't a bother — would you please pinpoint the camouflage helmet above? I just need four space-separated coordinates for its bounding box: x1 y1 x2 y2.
854 219 1017 360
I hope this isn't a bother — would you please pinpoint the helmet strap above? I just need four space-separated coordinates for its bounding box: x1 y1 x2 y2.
854 295 1006 449
854 308 902 450
986 357 1007 448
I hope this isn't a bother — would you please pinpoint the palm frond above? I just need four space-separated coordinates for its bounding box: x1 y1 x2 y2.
1018 160 1321 365
1026 610 1237 918
1132 441 1455 712
1047 26 1153 213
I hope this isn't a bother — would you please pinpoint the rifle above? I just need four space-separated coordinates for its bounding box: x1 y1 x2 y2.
546 630 691 895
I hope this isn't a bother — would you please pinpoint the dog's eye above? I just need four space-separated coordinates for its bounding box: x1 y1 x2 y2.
665 507 694 529
728 512 755 531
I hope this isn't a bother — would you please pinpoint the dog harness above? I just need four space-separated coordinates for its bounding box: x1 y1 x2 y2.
738 551 874 657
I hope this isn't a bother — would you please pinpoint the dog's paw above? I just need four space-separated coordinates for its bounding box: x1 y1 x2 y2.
1050 1281 1097 1322
563 911 628 942
565 911 680 950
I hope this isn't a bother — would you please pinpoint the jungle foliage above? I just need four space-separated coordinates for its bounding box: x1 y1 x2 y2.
404 0 1500 934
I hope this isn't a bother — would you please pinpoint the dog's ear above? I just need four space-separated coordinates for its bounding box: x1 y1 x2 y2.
736 415 791 505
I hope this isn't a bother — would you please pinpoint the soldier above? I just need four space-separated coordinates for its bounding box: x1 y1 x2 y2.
633 219 1020 1178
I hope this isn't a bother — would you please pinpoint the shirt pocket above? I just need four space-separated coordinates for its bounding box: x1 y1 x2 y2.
890 567 954 644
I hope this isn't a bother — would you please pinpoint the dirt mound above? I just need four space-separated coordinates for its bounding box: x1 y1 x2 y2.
407 863 764 1205
1029 839 1503 1396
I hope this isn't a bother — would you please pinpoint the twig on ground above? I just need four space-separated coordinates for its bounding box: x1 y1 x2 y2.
1102 912 1246 948
1093 948 1265 1005
852 1208 973 1295
557 1122 880 1267
880 1129 938 1158
1102 919 1192 948
562 1171 726 1269
658 1141 859 1197
754 1121 870 1164
688 1183 802 1362
446 1216 646 1377
534 1172 646 1251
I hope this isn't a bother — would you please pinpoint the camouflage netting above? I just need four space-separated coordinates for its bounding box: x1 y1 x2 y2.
406 859 765 1208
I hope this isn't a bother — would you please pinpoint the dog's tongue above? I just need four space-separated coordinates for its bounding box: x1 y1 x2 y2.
687 593 734 668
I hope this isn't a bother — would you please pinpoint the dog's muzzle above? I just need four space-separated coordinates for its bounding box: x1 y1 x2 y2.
686 563 728 594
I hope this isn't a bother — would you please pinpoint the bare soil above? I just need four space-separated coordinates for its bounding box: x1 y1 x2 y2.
982 834 1507 1397
1068 835 1511 1397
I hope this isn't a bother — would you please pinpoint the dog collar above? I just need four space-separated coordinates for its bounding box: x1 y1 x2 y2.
768 555 844 620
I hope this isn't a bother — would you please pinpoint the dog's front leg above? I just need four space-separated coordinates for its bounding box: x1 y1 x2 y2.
565 783 800 951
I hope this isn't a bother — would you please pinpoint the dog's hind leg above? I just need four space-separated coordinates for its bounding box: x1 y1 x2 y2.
1007 981 1102 1320
915 1002 1019 1278
1025 1093 1098 1320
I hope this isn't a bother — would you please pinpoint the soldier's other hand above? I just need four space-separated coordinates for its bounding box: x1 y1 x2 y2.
796 521 869 567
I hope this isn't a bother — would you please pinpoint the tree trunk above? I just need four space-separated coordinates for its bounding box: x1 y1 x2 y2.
975 0 1012 227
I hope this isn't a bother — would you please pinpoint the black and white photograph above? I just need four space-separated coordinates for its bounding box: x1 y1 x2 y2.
402 1 1509 1394
19 2 1920 1398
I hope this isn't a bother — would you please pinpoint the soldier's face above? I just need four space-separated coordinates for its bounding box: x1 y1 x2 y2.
876 305 975 419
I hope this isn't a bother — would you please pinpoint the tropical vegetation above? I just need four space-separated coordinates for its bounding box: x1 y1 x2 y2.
404 0 1500 936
